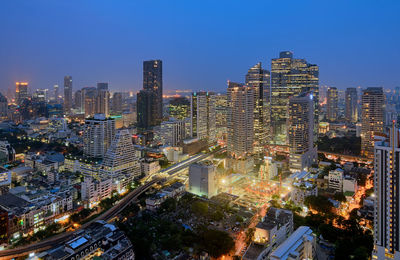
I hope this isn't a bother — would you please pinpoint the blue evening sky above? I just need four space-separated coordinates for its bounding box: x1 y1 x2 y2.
0 0 399 93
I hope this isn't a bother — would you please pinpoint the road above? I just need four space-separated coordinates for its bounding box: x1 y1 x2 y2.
0 147 225 259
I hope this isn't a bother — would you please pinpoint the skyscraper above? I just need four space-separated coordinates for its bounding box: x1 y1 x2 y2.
327 87 338 122
83 87 98 118
168 97 190 120
83 114 116 158
245 62 271 155
373 126 400 259
74 89 83 113
101 129 140 193
288 92 317 172
190 92 216 143
64 76 73 114
227 82 254 158
15 82 29 105
112 92 123 115
345 87 358 123
143 60 163 125
0 93 7 120
97 82 109 91
270 51 319 145
96 89 110 117
361 87 384 158
137 90 157 129
53 84 59 103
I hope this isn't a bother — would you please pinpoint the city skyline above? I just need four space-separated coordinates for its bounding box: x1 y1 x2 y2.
1 1 399 93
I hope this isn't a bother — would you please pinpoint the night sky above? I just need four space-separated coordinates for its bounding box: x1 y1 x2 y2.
1 0 399 93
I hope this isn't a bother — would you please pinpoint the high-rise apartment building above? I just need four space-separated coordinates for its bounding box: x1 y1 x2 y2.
64 76 73 114
15 82 29 105
53 84 59 103
345 87 358 123
361 87 384 158
246 62 270 155
143 60 163 125
288 92 317 172
83 114 116 158
215 93 228 140
270 51 319 145
190 92 216 143
188 161 217 198
327 87 338 122
227 82 254 158
74 90 83 113
160 118 188 146
101 129 140 193
373 126 400 259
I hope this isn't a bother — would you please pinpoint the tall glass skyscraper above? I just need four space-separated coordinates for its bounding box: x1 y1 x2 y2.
143 60 163 125
345 87 358 123
270 51 319 145
64 76 73 114
245 62 270 156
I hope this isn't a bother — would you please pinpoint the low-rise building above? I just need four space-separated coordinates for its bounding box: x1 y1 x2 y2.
146 182 185 211
328 168 344 192
39 221 134 260
269 226 316 260
81 176 112 208
290 181 318 205
140 159 161 176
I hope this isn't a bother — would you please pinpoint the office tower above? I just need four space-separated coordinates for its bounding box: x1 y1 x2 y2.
345 87 358 123
326 87 338 122
190 92 216 142
0 93 7 120
101 129 140 188
215 93 227 140
168 97 190 120
97 82 109 91
83 114 116 158
270 51 319 144
288 92 317 172
53 84 59 102
15 82 29 105
96 89 110 116
64 76 73 114
188 161 217 198
373 126 400 259
246 62 271 155
74 90 83 113
160 118 188 146
112 92 123 115
137 90 157 129
227 82 254 158
143 60 163 125
361 87 384 158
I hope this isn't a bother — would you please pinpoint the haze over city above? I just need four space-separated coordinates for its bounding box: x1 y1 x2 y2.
1 0 399 92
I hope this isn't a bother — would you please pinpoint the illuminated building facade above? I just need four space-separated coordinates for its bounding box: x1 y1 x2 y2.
64 76 73 114
270 51 319 145
15 82 29 105
288 92 317 172
215 93 227 140
168 96 190 120
96 89 110 117
361 87 384 158
83 114 116 158
83 87 98 118
160 118 189 146
188 161 217 198
227 82 254 158
190 91 216 143
373 126 400 259
345 87 358 123
101 129 140 193
245 62 270 155
327 87 338 122
143 60 163 125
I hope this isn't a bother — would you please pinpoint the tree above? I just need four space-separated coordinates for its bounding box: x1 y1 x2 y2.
191 201 208 216
199 228 235 258
304 195 333 213
245 228 255 244
334 192 346 202
159 197 177 213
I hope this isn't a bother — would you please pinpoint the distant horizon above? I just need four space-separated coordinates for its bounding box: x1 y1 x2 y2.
1 1 399 93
